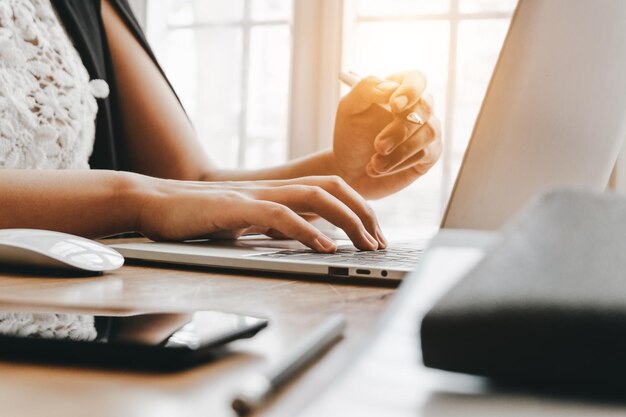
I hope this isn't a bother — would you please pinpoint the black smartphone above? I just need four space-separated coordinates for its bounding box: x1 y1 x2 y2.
0 309 268 370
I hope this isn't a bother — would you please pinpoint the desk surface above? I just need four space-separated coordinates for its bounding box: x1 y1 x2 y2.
0 239 396 417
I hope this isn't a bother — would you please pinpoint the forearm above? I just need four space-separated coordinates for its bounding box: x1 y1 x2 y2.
0 168 385 251
0 170 144 238
203 149 340 182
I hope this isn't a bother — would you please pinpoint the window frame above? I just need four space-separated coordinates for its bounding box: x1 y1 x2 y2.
288 0 345 159
339 0 515 215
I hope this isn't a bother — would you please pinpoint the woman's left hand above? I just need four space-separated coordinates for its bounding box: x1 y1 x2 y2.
332 71 442 199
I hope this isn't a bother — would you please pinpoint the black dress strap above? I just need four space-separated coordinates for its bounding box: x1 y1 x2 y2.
105 0 185 109
53 0 186 171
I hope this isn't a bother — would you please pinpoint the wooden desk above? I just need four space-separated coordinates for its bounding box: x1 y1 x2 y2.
0 240 396 417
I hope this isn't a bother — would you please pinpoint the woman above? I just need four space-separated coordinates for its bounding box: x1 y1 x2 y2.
0 0 442 253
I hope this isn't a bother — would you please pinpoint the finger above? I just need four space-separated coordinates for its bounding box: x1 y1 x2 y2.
373 93 434 156
254 185 379 251
205 230 245 240
264 229 290 239
222 177 387 249
346 76 401 114
369 117 441 176
370 131 443 178
386 71 427 113
246 214 321 239
285 176 387 248
242 225 290 239
242 201 337 253
406 137 443 176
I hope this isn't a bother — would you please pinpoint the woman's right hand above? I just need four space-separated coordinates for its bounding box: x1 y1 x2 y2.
133 175 386 253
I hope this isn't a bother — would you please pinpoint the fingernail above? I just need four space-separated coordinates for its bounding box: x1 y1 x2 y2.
366 163 383 178
375 81 400 92
377 137 394 155
365 162 385 178
376 226 388 249
315 235 336 252
376 158 392 173
407 112 424 125
363 231 379 250
392 95 409 111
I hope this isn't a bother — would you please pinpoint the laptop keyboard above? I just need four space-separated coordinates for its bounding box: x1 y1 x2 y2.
251 244 424 270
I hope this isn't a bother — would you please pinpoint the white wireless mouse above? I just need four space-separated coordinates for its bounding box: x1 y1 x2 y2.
0 229 124 273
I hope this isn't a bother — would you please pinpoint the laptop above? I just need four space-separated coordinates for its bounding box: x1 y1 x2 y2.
111 0 626 282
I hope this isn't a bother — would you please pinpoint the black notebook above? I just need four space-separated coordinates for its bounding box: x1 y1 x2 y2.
421 189 626 389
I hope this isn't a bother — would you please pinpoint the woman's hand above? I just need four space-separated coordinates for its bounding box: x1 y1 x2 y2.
333 71 442 199
135 175 386 253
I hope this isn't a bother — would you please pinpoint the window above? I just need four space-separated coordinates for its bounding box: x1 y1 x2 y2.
144 0 516 229
145 0 293 169
344 0 516 229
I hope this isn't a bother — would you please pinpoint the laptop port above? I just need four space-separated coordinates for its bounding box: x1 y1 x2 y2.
329 267 349 277
355 269 371 275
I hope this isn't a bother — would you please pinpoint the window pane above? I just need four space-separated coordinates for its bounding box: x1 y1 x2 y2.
370 164 444 229
192 0 245 24
453 19 510 161
251 0 293 21
459 0 518 13
156 0 194 26
245 25 291 168
147 0 294 169
149 25 243 168
148 29 198 115
193 0 244 23
351 21 449 114
356 0 450 16
192 28 243 167
348 20 449 228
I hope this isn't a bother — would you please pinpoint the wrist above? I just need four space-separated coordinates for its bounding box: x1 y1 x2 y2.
316 149 341 177
201 149 340 182
112 171 159 234
287 149 341 179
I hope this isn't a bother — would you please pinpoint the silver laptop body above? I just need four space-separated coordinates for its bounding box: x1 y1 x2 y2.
112 0 626 282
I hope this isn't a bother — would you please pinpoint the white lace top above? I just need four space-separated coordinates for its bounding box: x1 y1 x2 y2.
0 312 97 341
0 0 109 170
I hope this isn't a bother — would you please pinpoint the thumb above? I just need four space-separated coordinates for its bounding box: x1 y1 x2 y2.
344 76 400 114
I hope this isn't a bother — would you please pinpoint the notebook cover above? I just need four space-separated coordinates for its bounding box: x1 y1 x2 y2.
421 189 626 388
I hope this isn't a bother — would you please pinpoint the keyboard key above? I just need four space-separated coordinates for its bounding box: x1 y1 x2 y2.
251 245 424 269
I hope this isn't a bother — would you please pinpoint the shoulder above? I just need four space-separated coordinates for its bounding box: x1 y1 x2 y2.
54 0 153 75
103 0 147 41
